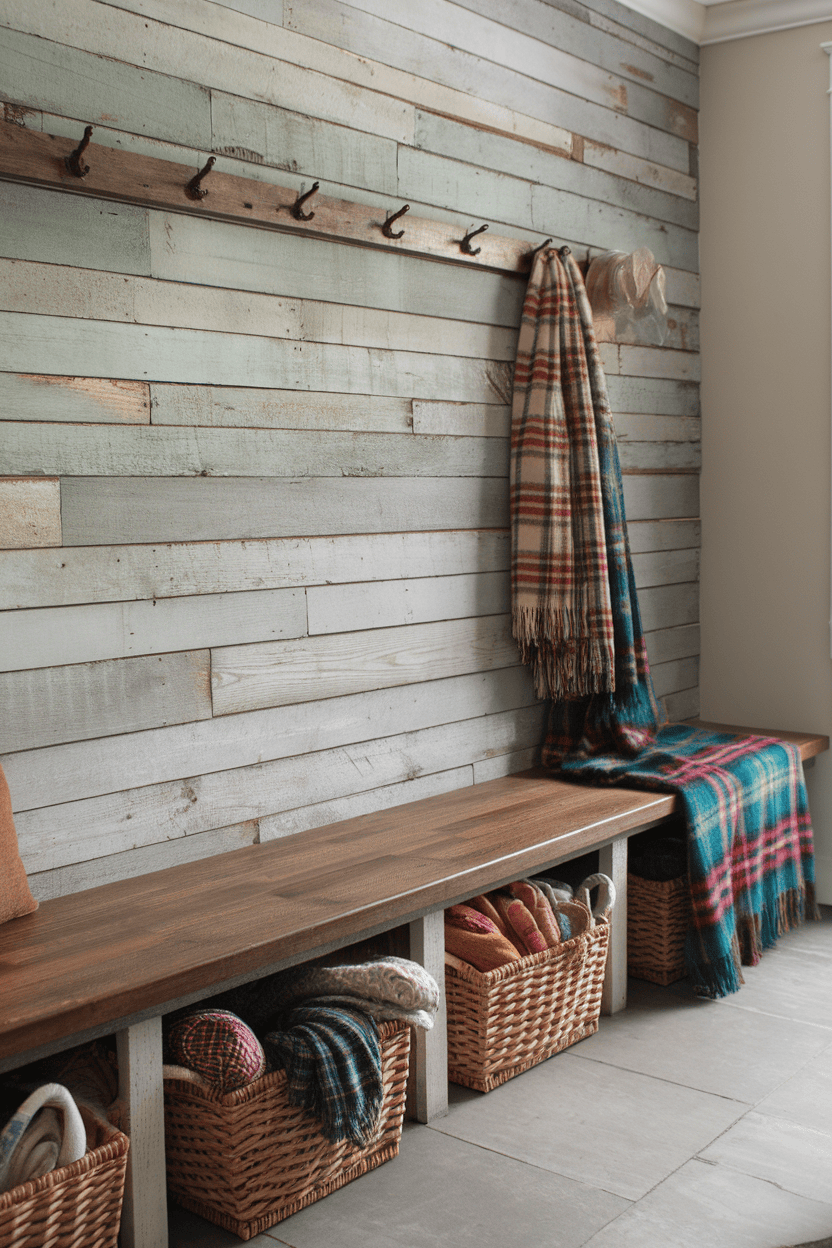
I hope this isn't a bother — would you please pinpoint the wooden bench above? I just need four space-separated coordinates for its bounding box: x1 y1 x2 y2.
0 723 826 1248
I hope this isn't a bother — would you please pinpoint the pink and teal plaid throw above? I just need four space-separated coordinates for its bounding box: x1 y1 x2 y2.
512 249 817 996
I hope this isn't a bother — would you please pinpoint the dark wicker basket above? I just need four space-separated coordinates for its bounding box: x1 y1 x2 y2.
627 872 690 985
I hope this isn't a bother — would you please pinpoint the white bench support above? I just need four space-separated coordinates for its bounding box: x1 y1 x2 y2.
407 911 448 1124
116 1017 168 1248
599 837 628 1015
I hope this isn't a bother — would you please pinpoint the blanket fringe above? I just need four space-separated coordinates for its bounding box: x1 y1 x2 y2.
512 605 615 699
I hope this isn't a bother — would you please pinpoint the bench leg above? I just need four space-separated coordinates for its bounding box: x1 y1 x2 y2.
600 838 628 1015
116 1017 168 1248
407 911 448 1123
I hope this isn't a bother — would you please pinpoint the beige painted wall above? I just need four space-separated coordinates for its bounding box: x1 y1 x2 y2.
700 22 832 900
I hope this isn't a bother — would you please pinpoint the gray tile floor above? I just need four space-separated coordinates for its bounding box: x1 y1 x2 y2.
170 908 832 1248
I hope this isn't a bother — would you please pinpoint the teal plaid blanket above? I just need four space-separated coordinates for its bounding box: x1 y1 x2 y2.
514 251 816 996
557 724 816 996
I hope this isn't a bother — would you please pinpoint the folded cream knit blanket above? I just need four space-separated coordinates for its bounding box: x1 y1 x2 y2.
0 1083 86 1193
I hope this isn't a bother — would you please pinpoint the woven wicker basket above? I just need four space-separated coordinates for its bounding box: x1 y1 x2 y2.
0 1104 129 1248
164 1019 410 1241
627 872 690 986
445 910 610 1093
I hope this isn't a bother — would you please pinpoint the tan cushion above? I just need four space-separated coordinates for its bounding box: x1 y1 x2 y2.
0 763 37 925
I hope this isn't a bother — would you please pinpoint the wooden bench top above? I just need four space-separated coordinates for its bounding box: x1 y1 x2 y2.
0 722 826 1067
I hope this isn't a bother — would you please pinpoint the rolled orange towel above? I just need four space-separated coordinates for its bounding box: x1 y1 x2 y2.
508 880 561 947
444 905 523 971
491 892 548 955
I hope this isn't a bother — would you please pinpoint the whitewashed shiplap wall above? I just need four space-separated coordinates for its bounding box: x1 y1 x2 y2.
0 0 700 900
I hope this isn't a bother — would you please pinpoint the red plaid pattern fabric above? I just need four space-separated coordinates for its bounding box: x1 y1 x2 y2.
510 247 615 699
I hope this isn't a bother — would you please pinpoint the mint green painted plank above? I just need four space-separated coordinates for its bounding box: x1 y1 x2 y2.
1 421 508 479
0 650 211 754
445 0 699 106
0 26 211 147
0 183 150 275
285 0 691 169
0 313 512 403
148 213 526 326
413 112 698 231
60 476 510 544
210 91 398 195
531 182 698 272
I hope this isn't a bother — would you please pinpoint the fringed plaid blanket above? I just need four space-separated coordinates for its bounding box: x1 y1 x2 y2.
559 725 816 996
510 245 616 699
512 247 817 997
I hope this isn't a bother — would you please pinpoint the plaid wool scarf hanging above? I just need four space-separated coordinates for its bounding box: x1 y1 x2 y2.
510 246 616 700
510 247 817 997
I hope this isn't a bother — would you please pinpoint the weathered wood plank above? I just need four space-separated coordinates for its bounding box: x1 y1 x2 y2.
414 110 698 222
579 0 700 63
651 655 699 698
413 403 509 438
444 0 699 106
0 530 511 609
28 821 260 902
210 91 399 195
631 547 699 589
0 259 518 362
147 212 527 325
618 345 701 382
664 686 700 721
607 376 699 416
25 0 577 159
259 768 474 840
0 374 149 425
0 25 211 148
287 0 693 165
211 615 521 715
0 313 513 403
627 519 700 553
531 180 698 271
662 266 700 310
615 414 700 442
0 0 416 145
618 441 699 471
582 139 696 202
0 421 509 479
60 477 510 545
0 589 306 672
0 478 61 549
307 571 508 635
644 623 700 666
3 667 537 814
622 474 699 520
0 651 212 754
397 147 699 271
0 181 150 274
15 704 546 872
152 387 414 433
472 745 540 783
585 6 699 76
638 582 698 633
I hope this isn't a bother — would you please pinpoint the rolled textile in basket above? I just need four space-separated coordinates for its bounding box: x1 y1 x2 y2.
0 1082 86 1192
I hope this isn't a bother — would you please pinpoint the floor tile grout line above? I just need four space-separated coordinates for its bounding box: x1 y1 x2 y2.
566 1047 756 1107
424 1120 639 1203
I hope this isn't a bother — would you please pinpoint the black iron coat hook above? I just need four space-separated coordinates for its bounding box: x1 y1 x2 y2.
291 181 320 221
185 156 216 201
381 204 409 239
65 126 93 178
460 224 488 255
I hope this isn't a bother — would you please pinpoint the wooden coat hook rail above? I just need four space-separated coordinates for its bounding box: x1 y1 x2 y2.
0 121 555 275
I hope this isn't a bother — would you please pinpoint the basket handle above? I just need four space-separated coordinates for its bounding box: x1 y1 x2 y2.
576 873 616 923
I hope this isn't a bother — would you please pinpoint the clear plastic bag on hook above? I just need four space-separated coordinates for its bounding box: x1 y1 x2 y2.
585 247 668 346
